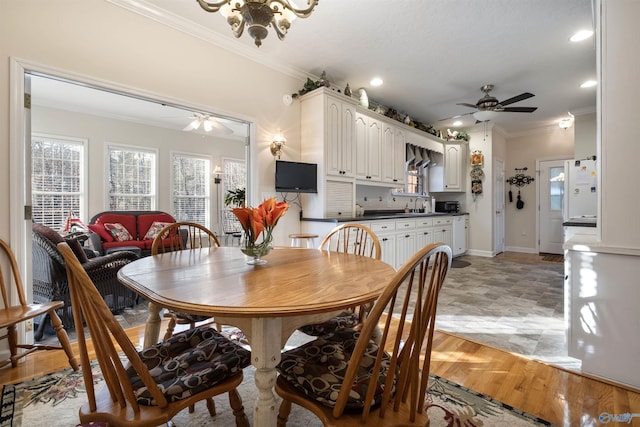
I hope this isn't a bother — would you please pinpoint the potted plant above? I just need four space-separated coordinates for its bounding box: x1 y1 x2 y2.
224 187 246 207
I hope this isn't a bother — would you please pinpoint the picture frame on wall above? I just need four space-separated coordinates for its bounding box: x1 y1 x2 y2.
471 151 484 166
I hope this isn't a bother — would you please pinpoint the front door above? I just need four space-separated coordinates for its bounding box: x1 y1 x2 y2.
539 159 567 254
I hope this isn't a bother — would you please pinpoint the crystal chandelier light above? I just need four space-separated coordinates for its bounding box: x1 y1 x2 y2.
196 0 319 47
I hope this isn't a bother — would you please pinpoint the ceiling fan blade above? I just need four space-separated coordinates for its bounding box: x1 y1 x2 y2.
456 102 479 109
438 111 474 121
499 92 535 106
501 106 538 113
183 118 201 131
204 118 234 135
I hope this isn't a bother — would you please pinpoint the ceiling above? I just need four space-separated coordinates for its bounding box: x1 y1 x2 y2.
34 0 597 137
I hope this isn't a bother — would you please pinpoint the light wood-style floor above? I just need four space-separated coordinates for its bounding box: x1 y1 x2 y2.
1 321 639 426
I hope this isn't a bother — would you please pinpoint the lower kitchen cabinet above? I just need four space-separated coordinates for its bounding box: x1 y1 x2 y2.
432 217 453 248
302 214 459 269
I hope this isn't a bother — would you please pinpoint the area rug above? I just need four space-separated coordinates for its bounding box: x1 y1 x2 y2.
1 363 556 427
541 254 563 263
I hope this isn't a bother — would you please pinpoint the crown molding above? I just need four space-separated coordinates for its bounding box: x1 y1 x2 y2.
106 0 313 83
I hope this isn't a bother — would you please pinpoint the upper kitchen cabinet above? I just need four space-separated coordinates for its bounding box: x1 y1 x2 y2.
380 123 406 185
355 112 382 182
300 88 357 179
429 142 466 192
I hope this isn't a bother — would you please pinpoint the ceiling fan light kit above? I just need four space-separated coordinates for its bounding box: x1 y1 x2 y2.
196 0 319 47
441 84 537 124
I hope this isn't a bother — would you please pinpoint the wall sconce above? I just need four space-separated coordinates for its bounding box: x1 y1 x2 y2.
270 131 286 159
212 165 222 184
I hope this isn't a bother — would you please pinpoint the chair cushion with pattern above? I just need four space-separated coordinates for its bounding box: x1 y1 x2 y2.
128 327 251 405
297 310 359 337
276 328 393 409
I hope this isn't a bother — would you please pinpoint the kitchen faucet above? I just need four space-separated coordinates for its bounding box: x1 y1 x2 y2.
414 196 426 212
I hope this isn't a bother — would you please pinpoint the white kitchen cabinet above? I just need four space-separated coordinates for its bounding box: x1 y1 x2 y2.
395 220 416 267
355 112 382 182
432 217 453 248
381 123 406 185
415 218 434 251
429 142 466 192
370 221 396 267
300 87 357 179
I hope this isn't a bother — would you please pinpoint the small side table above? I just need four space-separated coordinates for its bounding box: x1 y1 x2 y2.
288 233 319 248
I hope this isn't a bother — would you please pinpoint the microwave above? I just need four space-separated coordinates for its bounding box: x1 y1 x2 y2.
435 201 459 213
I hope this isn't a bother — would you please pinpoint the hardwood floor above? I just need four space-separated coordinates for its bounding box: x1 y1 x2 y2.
1 322 639 426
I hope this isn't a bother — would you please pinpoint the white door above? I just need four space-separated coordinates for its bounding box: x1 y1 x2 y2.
539 159 567 254
494 158 505 255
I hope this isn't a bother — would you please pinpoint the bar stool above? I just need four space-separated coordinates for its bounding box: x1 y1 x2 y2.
289 233 319 248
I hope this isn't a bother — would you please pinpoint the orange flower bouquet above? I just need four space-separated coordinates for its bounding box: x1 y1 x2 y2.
232 197 289 264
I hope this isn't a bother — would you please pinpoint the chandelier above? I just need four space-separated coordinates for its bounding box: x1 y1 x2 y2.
196 0 319 47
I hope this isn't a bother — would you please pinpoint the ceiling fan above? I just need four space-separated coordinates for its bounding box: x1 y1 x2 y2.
183 113 233 134
441 84 537 122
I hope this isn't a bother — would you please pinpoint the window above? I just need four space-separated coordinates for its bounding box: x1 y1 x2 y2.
406 166 426 195
172 153 210 227
108 145 156 210
221 158 247 234
31 133 86 230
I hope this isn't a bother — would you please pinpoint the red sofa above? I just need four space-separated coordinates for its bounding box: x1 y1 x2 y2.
87 210 184 257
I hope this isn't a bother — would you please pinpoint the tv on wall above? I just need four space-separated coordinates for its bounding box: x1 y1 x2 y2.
275 160 318 193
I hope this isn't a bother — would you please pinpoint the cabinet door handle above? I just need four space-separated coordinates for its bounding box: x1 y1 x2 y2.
382 238 388 241
405 234 410 238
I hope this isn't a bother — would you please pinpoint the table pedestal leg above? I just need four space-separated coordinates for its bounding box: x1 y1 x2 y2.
143 302 162 348
251 317 281 427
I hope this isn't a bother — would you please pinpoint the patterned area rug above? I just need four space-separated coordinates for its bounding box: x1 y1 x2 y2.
1 362 556 427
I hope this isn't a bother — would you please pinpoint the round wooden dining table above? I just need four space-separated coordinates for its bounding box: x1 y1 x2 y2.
117 246 395 427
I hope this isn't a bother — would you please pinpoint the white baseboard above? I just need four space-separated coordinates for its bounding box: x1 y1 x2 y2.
465 249 494 257
504 246 537 254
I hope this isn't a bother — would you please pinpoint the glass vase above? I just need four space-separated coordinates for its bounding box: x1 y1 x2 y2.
241 238 273 265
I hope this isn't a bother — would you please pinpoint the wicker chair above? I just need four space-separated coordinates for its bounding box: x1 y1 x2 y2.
31 222 139 338
275 243 452 427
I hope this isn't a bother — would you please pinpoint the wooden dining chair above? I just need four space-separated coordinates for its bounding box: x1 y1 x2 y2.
0 237 78 370
58 242 251 427
275 242 452 427
298 223 382 337
151 222 221 340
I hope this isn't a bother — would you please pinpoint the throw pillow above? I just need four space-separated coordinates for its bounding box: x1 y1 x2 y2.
143 221 172 240
88 223 114 242
104 223 133 242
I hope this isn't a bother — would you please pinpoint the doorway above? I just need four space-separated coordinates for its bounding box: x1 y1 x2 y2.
494 157 505 255
538 158 569 254
10 59 254 342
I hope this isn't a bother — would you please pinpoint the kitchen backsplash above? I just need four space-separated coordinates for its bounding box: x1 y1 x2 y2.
356 185 466 212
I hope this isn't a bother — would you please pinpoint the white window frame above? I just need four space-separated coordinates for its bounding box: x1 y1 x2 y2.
106 143 158 211
220 157 247 234
171 151 211 228
31 132 88 230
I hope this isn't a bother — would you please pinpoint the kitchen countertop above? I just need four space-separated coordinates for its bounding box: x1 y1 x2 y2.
562 216 597 227
301 211 467 223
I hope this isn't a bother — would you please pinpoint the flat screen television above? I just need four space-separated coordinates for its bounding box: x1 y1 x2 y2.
275 160 318 193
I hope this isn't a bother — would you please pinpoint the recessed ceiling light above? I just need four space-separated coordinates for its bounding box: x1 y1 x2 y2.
452 121 463 127
570 29 594 42
580 80 597 88
370 77 383 87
